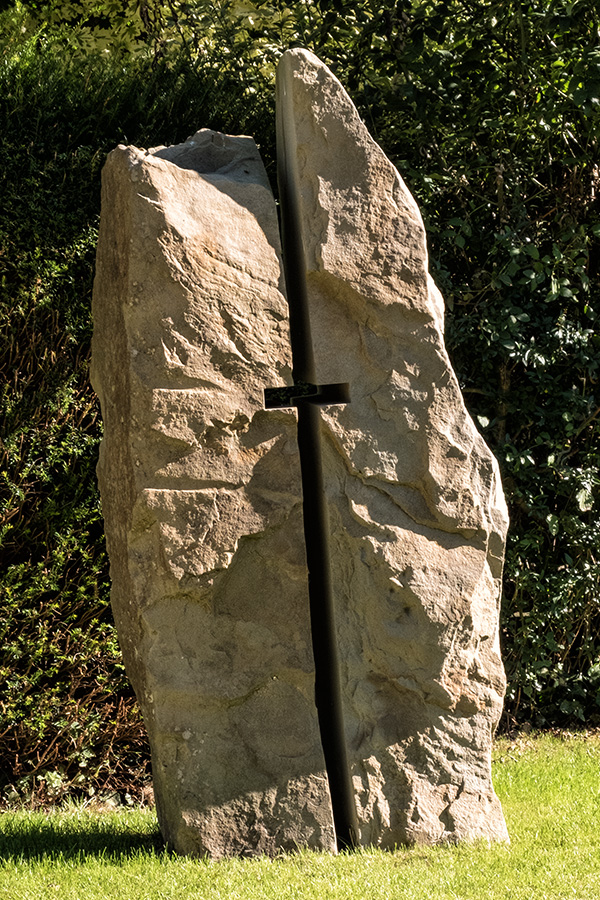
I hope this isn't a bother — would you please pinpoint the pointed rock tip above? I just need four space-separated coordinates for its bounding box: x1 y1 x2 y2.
277 47 348 96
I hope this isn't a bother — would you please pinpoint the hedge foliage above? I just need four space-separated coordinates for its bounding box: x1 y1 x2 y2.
0 13 274 804
1 0 599 802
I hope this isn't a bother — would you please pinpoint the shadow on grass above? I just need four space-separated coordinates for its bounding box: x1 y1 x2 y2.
0 811 165 862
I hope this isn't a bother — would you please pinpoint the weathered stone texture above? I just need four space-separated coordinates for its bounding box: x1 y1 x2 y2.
93 54 509 857
277 49 509 846
91 129 335 857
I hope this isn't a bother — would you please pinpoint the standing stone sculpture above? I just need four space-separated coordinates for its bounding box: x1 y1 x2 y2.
92 49 509 857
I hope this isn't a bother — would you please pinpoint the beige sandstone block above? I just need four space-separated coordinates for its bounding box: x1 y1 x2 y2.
91 129 335 857
277 48 509 846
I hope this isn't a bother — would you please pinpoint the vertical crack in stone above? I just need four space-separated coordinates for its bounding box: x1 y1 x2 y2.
275 51 359 853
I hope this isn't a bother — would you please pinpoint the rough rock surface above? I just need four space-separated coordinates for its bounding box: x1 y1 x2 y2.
91 129 336 857
277 49 509 846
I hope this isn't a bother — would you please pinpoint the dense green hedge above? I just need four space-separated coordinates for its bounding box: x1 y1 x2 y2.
1 0 599 802
0 19 274 803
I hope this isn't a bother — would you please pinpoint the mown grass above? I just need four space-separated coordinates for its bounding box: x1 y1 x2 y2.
1 732 599 899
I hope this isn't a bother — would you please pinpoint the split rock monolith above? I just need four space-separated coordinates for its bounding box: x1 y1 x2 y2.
277 48 509 846
92 52 510 858
91 130 336 857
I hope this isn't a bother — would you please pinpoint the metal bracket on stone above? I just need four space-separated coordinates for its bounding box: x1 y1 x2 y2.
264 381 350 409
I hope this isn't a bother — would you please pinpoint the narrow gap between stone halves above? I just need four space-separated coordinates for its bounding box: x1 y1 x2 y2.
263 165 359 851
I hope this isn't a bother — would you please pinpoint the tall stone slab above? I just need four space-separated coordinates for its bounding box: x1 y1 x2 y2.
93 53 509 857
277 49 509 846
91 130 336 857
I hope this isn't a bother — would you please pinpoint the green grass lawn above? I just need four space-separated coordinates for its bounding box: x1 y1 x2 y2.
1 732 599 899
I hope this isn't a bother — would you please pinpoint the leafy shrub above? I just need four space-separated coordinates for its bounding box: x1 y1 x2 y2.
350 0 600 728
0 17 275 802
0 0 599 806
